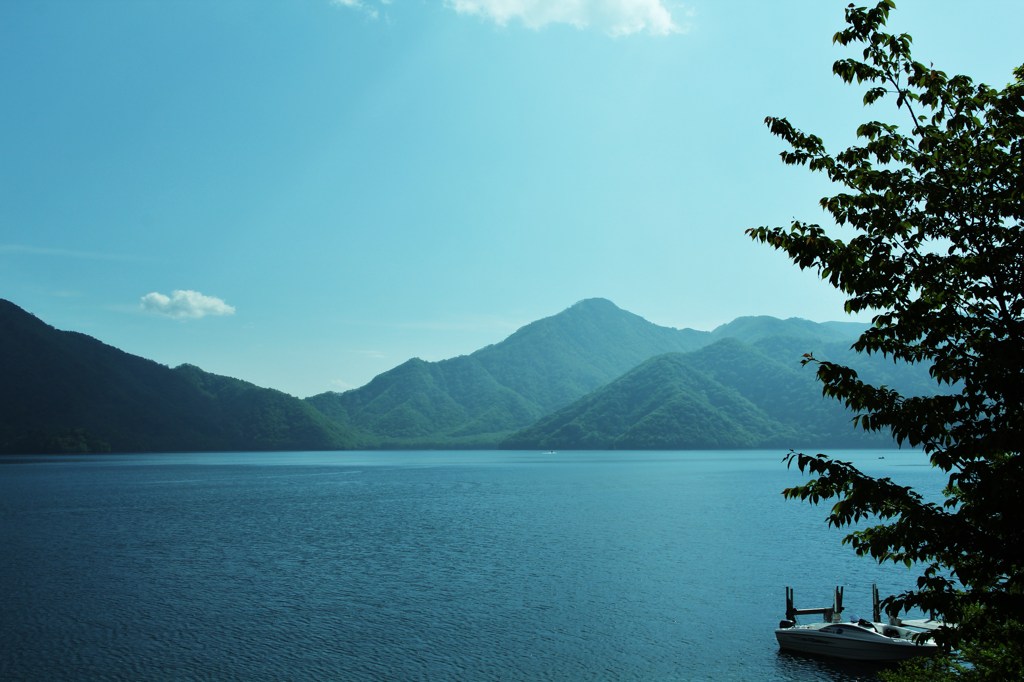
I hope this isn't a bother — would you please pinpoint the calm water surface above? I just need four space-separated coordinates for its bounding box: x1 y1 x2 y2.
1 450 943 681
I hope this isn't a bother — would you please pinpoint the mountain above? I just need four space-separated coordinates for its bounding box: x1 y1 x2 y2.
0 300 356 454
502 312 948 451
1 297 939 454
710 315 867 346
305 299 939 449
503 337 895 450
305 298 712 447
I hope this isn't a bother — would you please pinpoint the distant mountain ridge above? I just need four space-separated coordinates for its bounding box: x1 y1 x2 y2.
0 300 356 453
504 337 890 450
0 297 937 454
308 298 920 448
306 298 712 446
708 315 866 345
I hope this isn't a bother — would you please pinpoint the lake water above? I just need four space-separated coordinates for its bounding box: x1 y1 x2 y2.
1 449 944 681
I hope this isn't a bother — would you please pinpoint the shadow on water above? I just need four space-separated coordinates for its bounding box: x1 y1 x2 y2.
773 650 896 681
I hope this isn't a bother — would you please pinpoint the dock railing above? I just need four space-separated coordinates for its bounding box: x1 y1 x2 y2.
784 585 844 623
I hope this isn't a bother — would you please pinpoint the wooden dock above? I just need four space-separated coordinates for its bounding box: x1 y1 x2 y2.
783 585 844 624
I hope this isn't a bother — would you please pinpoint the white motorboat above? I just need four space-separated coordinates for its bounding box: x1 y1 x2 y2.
775 618 939 662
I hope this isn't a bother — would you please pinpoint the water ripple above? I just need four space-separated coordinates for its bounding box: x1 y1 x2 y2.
1 450 938 680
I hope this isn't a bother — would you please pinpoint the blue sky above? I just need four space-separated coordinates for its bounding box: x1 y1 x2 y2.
3 1 1022 397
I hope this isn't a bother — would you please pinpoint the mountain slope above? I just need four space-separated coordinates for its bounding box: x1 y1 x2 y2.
504 337 898 450
503 350 794 450
709 315 866 346
306 298 712 446
2 297 936 453
0 300 356 453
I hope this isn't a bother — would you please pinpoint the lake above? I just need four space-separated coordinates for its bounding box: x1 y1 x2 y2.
0 449 944 681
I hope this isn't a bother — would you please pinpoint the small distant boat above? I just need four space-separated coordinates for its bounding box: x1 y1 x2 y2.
775 618 939 662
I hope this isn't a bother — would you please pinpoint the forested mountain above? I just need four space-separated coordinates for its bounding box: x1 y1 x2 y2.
308 300 937 449
0 300 356 454
503 337 895 450
709 315 866 346
1 296 938 453
305 298 712 446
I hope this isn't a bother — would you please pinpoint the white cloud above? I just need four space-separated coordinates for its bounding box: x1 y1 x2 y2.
330 0 383 20
444 0 687 36
330 0 687 36
140 290 236 320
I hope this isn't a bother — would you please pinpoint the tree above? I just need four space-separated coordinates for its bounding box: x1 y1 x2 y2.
747 1 1024 676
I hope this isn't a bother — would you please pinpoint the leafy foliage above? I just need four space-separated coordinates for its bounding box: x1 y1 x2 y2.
747 0 1024 671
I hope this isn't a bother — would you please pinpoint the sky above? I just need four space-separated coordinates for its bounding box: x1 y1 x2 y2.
2 0 1022 398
